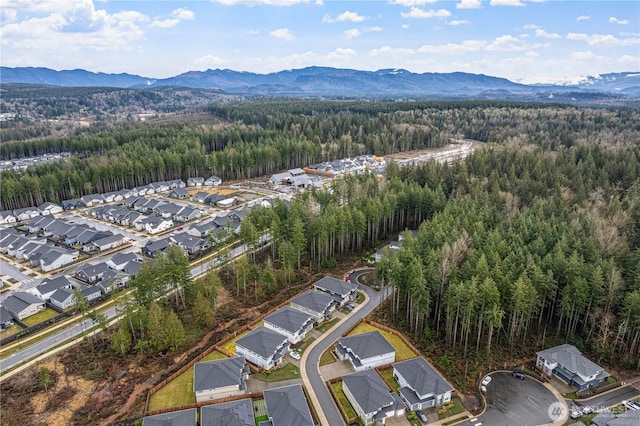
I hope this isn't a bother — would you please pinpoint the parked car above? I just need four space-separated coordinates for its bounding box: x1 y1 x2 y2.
481 376 492 386
581 406 593 415
622 400 639 411
512 371 525 380
415 410 428 423
631 401 640 410
480 385 487 394
289 351 301 360
570 409 583 419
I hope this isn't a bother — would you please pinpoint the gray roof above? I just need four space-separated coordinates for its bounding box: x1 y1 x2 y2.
200 398 255 426
170 188 190 197
290 290 335 314
142 408 197 426
235 326 288 360
92 234 124 247
537 344 604 377
110 251 139 266
123 259 143 275
0 306 15 324
313 276 356 297
393 357 452 397
592 410 640 426
342 370 394 416
50 288 74 304
337 331 396 360
263 384 314 426
37 276 75 295
194 356 247 393
3 291 44 315
75 262 110 279
264 306 313 335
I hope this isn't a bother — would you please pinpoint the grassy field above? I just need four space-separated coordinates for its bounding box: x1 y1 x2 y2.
0 325 21 339
438 397 466 420
252 362 300 382
22 309 58 326
379 367 400 392
331 381 357 421
148 350 227 411
221 329 251 355
297 337 315 353
254 415 268 425
347 322 417 361
316 318 339 333
319 348 336 366
355 292 365 304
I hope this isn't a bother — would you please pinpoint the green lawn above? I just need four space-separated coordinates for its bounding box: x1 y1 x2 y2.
252 362 300 382
331 381 357 421
379 368 400 392
148 350 227 411
297 337 315 353
319 348 336 366
254 415 268 426
0 325 21 339
355 292 365 304
22 309 58 326
316 318 340 333
438 397 466 420
347 323 417 361
221 329 251 355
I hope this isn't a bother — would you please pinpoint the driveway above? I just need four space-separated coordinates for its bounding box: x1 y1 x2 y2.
459 372 562 426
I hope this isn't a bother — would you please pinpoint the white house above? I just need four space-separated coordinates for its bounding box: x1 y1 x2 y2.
536 344 610 391
0 210 17 224
194 356 249 403
393 357 453 410
263 306 314 344
33 276 77 301
38 202 63 216
336 330 396 372
39 248 79 272
187 177 204 187
205 175 222 186
342 370 405 426
235 326 290 370
290 290 336 323
49 288 76 310
313 275 357 307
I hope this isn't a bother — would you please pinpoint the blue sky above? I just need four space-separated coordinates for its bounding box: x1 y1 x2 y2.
1 0 638 84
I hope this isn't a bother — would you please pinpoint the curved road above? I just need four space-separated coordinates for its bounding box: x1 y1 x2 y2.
303 269 383 426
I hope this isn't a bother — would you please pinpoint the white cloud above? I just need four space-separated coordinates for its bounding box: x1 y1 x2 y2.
576 15 591 22
369 45 415 56
327 47 357 60
401 8 451 18
418 39 486 53
485 34 547 51
490 0 525 6
402 24 410 29
212 0 309 5
194 54 225 69
150 8 194 28
365 26 382 32
315 0 323 5
609 17 629 25
1 7 17 25
535 29 561 39
150 19 180 28
344 28 361 39
525 51 540 57
322 11 366 23
269 27 295 40
523 24 538 29
456 0 481 9
570 50 600 60
567 32 640 47
447 20 469 26
618 54 640 64
171 8 195 20
389 0 438 6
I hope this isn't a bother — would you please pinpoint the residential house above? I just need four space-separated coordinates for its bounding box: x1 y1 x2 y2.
290 290 336 323
269 172 292 185
342 370 405 426
60 198 84 211
168 179 186 189
200 398 255 426
187 177 205 187
98 269 131 293
263 306 314 344
263 384 314 426
39 247 79 272
187 220 217 239
191 191 210 203
38 202 63 216
49 288 76 310
590 409 640 426
123 259 143 276
107 252 140 270
205 175 222 186
0 210 17 224
80 285 102 303
25 216 56 233
3 291 45 320
13 207 40 221
205 193 226 206
141 408 197 426
393 357 453 410
336 331 396 372
155 202 183 219
174 206 201 222
194 356 249 403
139 199 164 214
169 233 209 255
149 181 170 193
136 215 173 234
80 193 104 207
536 344 610 390
123 196 143 209
217 198 236 209
101 191 125 203
142 239 170 258
235 326 290 370
169 188 190 200
75 262 110 283
90 234 127 252
0 230 22 252
0 306 15 330
313 275 357 307
32 276 77 301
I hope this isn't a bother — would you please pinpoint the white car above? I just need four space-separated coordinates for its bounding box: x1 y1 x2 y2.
622 400 639 411
481 376 492 386
289 351 301 360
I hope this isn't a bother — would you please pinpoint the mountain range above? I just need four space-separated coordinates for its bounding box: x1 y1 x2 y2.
2 66 639 101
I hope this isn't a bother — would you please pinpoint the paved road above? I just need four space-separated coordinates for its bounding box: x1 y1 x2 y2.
458 372 560 426
575 384 640 411
303 269 382 426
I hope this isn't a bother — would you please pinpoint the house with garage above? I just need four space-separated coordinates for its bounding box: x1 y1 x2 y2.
75 262 110 283
290 290 336 323
32 276 77 301
205 175 223 186
336 331 396 372
194 356 249 403
80 285 102 303
187 220 217 239
49 288 76 310
38 202 63 216
168 179 186 189
80 193 104 207
536 344 610 390
3 291 45 320
169 233 209 255
98 269 131 293
123 258 143 276
313 276 357 307
39 247 79 272
142 239 170 258
0 210 17 224
149 181 170 193
264 306 314 344
13 207 40 221
200 398 255 426
393 357 453 410
61 198 84 211
217 197 237 209
142 408 197 426
0 306 16 330
137 215 173 234
0 230 21 252
263 384 314 426
269 171 292 186
174 206 201 223
90 234 127 252
342 369 406 426
155 202 183 219
235 326 290 370
187 177 205 187
190 191 210 204
169 188 190 200
107 252 140 270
